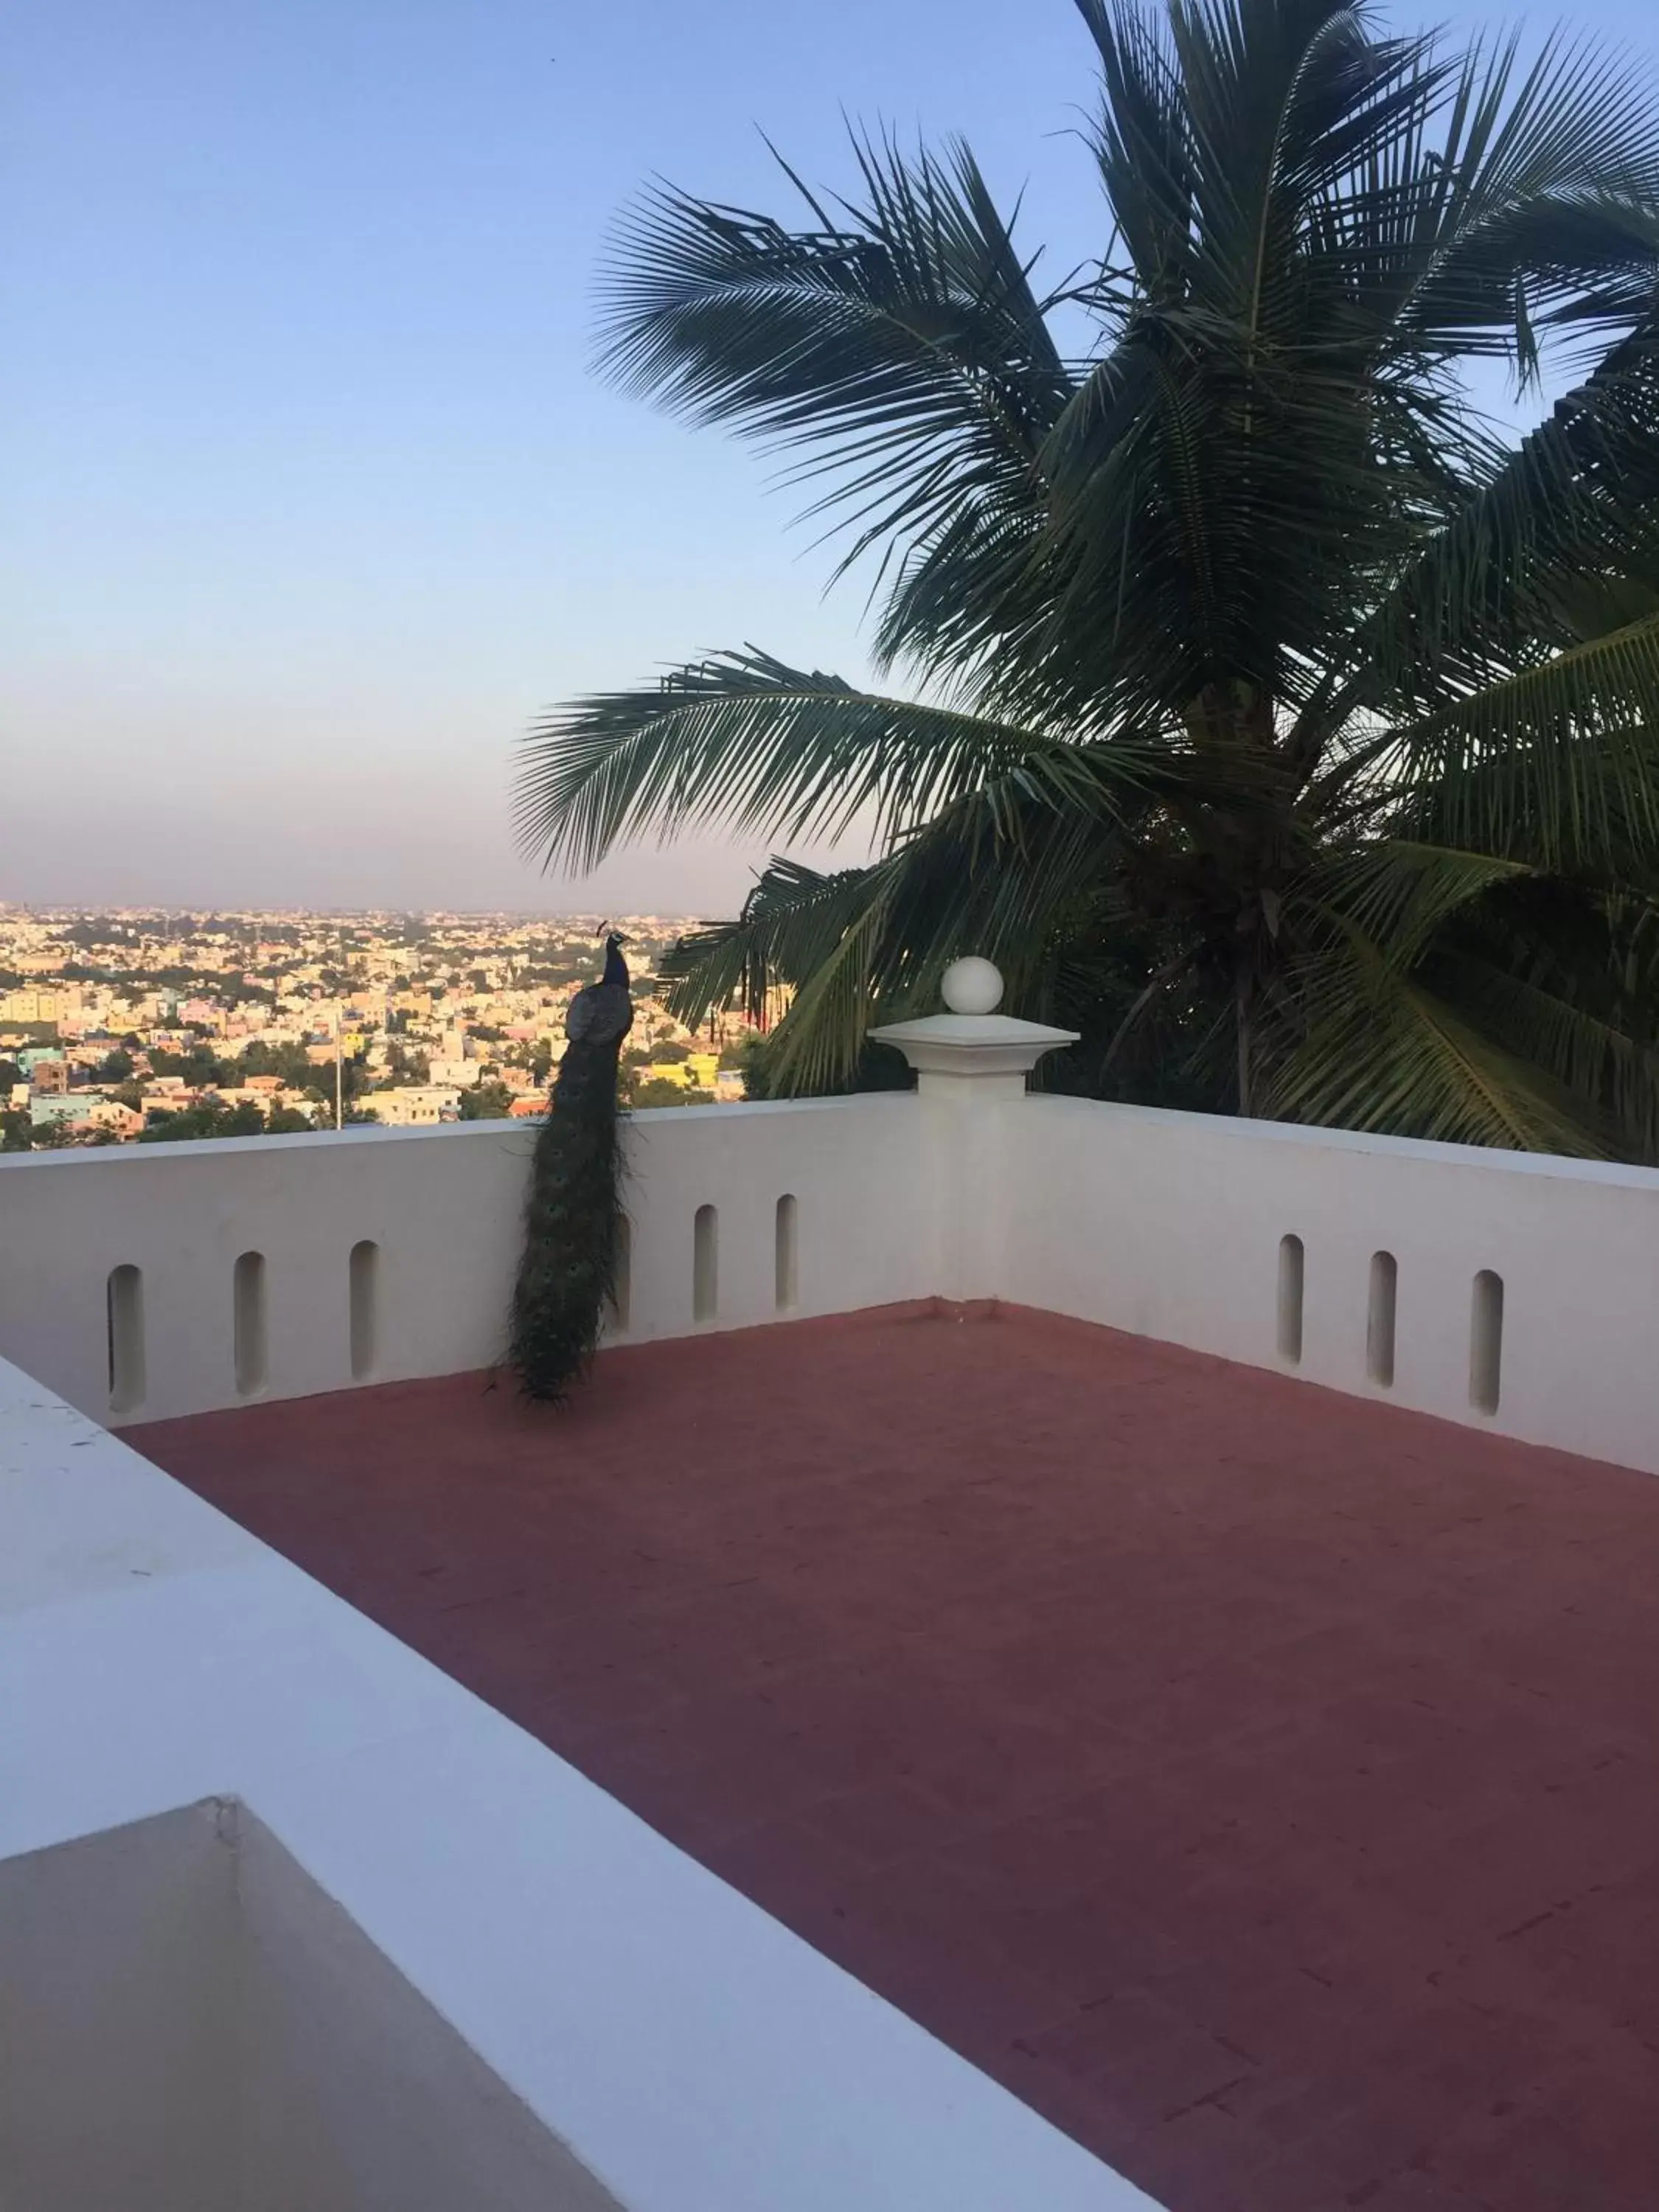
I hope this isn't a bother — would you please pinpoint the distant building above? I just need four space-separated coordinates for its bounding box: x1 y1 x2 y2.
358 1086 462 1127
29 1093 91 1127
1 986 79 1026
644 1057 718 1093
29 1059 70 1097
86 1097 144 1141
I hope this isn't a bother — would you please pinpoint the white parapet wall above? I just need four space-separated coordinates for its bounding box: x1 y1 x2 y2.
4 1085 1659 1474
0 1097 934 1427
1001 1099 1659 1478
0 1355 1155 2212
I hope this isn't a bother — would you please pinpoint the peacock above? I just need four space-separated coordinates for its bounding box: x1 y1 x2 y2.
510 931 633 1401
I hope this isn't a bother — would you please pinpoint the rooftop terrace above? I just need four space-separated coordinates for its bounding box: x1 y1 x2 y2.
140 1301 1659 2212
7 976 1659 2209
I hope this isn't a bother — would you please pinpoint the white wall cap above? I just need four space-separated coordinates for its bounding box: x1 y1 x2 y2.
870 1011 1080 1081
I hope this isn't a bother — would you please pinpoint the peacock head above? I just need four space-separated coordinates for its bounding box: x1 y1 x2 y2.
599 928 630 988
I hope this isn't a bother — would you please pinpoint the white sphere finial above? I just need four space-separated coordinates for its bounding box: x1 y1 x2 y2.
941 956 1004 1015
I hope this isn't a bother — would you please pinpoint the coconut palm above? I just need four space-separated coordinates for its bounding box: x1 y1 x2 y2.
518 0 1659 1156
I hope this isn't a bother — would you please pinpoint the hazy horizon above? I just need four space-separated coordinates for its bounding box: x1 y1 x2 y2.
7 0 1657 910
0 897 717 922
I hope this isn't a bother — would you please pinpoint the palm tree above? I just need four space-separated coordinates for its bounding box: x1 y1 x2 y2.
518 0 1659 1157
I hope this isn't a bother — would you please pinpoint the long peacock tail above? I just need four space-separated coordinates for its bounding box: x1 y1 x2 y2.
509 1032 627 1402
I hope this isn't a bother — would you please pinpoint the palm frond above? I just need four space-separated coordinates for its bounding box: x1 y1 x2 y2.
516 648 1171 874
659 773 1136 1090
1269 933 1609 1154
1385 613 1659 869
1430 943 1659 1160
1316 838 1535 964
597 134 1074 581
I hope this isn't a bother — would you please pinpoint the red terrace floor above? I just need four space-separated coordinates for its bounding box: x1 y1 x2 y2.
137 1304 1659 2212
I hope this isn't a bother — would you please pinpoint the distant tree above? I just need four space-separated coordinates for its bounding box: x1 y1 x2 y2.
139 1099 264 1143
0 1059 22 1096
734 1027 911 1100
95 1047 136 1083
1 1108 32 1151
62 917 118 950
265 1105 316 1134
219 974 276 1008
239 1039 314 1088
148 1045 232 1087
633 1075 702 1109
458 1079 514 1121
27 1116 80 1150
386 1040 431 1083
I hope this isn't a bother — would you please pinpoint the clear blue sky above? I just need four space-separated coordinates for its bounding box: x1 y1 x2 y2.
4 0 1655 914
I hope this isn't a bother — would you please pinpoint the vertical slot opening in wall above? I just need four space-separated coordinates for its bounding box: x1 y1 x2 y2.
774 1193 799 1312
106 1265 145 1416
234 1251 268 1398
693 1205 718 1324
348 1239 379 1381
610 1215 632 1332
1470 1270 1503 1414
1277 1234 1304 1365
1367 1251 1397 1388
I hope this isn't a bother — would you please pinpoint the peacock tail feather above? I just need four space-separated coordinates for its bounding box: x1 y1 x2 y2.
509 1029 628 1402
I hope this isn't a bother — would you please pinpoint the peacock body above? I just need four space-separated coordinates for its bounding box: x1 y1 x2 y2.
510 933 633 1400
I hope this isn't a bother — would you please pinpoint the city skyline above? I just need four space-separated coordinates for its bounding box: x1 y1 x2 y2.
0 902 753 1150
8 0 1655 909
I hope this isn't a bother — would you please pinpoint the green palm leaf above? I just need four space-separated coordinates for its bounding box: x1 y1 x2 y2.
516 649 1173 873
1387 613 1659 869
1269 935 1609 1154
597 135 1073 585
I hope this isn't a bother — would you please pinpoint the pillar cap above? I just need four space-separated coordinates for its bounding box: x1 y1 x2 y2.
871 961 1078 1083
941 956 1005 1015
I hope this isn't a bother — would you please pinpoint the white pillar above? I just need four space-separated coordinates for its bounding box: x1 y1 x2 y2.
871 960 1077 1301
